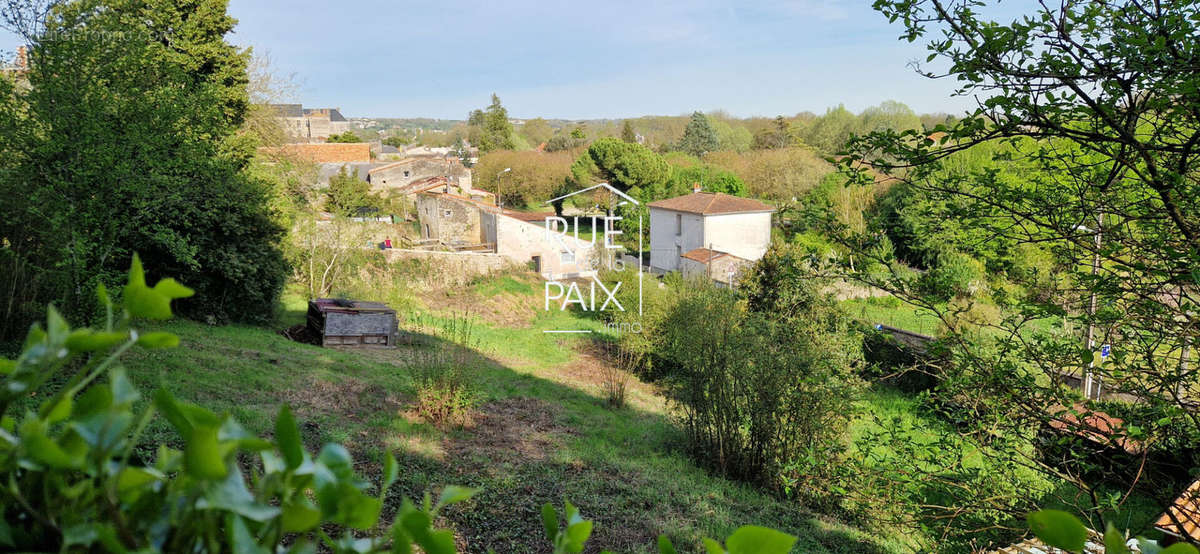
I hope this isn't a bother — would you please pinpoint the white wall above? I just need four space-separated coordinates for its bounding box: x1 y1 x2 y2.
701 212 773 261
494 214 597 279
648 208 706 271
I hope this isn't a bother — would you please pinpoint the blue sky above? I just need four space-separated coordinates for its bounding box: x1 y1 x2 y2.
2 1 984 119
226 0 980 119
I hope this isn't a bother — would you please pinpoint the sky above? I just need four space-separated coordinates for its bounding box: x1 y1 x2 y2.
2 0 989 120
225 0 985 120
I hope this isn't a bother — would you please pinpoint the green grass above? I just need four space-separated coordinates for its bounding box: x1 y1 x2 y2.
843 297 943 336
117 282 900 553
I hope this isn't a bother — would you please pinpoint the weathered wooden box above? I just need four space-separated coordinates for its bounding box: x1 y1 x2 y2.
307 299 398 348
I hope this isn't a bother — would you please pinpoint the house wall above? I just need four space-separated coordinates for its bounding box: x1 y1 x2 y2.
648 207 706 271
494 214 596 279
369 159 472 193
700 212 773 261
415 195 484 245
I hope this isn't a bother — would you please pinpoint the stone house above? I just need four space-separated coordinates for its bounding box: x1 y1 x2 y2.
268 104 350 142
367 157 473 194
415 192 596 279
647 190 774 273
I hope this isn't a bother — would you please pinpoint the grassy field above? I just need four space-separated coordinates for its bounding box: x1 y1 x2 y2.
121 276 902 553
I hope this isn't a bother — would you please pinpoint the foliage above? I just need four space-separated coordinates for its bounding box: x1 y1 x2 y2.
324 165 381 216
752 116 797 150
469 93 516 153
383 135 411 148
520 117 555 147
675 111 720 157
820 0 1200 543
473 149 576 208
0 0 286 330
0 257 478 552
670 165 747 196
287 213 376 298
706 147 833 202
326 131 361 143
1027 510 1197 554
919 251 985 301
620 119 637 143
660 259 863 503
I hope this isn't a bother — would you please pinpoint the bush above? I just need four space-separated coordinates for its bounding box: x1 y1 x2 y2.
660 284 862 504
920 251 986 301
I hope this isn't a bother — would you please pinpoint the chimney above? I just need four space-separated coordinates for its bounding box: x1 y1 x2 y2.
15 46 27 70
692 182 702 194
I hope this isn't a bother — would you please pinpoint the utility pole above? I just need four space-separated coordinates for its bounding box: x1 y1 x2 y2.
1082 211 1103 400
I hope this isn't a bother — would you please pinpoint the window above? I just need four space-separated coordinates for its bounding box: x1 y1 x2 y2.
675 214 682 236
443 210 452 217
561 250 575 264
676 245 682 260
403 170 410 177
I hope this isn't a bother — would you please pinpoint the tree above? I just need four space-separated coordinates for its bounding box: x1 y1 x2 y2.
520 117 554 146
470 93 516 153
752 116 796 150
324 165 378 216
800 105 858 153
676 111 720 157
621 120 637 143
0 0 286 328
826 0 1200 543
326 131 360 143
383 135 411 148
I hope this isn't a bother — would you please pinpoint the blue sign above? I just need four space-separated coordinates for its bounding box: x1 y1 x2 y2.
1100 344 1111 359
874 324 883 331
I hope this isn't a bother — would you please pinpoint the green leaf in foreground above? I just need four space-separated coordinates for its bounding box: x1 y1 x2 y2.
1028 510 1087 552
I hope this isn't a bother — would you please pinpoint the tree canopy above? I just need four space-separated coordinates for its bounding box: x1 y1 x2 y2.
676 111 720 157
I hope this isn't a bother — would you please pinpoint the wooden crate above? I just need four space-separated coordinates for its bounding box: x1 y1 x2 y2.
307 298 398 348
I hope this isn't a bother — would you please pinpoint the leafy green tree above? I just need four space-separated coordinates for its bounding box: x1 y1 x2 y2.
0 0 285 328
752 116 796 150
471 93 516 153
801 105 858 153
825 0 1200 543
383 135 411 147
520 117 554 146
676 111 720 157
621 119 637 143
326 131 361 143
324 166 378 216
670 165 747 196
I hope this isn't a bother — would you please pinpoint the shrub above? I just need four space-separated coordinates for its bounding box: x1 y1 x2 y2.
921 251 986 300
660 285 862 503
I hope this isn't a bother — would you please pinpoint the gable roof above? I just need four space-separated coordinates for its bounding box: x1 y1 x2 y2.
681 247 746 263
268 103 303 117
647 192 774 215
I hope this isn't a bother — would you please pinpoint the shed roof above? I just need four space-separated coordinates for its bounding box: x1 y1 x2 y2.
647 192 774 215
1156 479 1200 542
268 103 303 117
681 247 745 263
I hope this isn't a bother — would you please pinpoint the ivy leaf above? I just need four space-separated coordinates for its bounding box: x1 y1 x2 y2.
657 535 678 554
65 329 128 352
381 451 399 496
702 538 726 554
1027 510 1088 552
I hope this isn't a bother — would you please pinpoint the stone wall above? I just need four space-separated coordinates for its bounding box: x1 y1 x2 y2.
382 249 519 281
415 194 485 245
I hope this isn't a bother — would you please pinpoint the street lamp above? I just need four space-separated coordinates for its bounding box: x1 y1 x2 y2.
497 167 511 211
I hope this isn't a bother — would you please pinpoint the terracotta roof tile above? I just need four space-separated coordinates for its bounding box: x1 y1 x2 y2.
1157 480 1200 542
681 247 739 263
647 192 774 215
